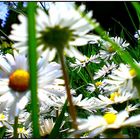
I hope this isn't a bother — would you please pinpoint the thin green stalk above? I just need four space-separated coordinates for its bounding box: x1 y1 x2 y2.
27 2 40 138
49 100 67 138
112 17 134 42
58 51 78 132
0 29 14 43
13 116 18 138
131 2 140 23
131 2 140 55
78 70 89 84
124 2 138 32
84 66 99 93
75 84 87 91
78 9 140 79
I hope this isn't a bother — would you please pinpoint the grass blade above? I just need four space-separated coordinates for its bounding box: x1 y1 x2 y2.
49 100 67 138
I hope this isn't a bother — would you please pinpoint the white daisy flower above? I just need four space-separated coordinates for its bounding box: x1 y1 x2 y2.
94 62 117 80
99 36 129 61
70 54 100 72
70 54 100 70
122 114 140 127
86 81 106 93
49 94 99 112
86 83 96 92
0 111 11 129
74 108 140 138
40 118 55 136
0 52 66 120
89 82 138 110
134 30 140 40
9 2 100 61
125 104 140 112
6 123 32 138
104 63 137 87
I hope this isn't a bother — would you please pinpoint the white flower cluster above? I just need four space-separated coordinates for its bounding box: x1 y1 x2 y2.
0 1 140 139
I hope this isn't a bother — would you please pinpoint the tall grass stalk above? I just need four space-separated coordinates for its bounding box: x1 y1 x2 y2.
131 2 140 22
84 66 99 93
27 2 40 138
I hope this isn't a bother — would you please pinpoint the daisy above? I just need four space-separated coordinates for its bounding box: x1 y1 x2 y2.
0 52 66 120
9 2 100 61
39 118 55 136
103 63 137 88
134 30 140 40
74 107 140 138
86 83 96 92
50 94 101 112
6 123 32 138
70 54 100 72
99 36 129 61
0 110 11 129
88 82 138 110
86 81 106 93
94 62 117 80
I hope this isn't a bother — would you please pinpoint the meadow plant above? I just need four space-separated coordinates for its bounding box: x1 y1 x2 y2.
0 1 140 138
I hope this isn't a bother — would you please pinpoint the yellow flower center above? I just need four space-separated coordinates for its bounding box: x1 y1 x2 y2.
129 69 136 77
110 92 120 101
80 60 86 63
108 46 115 53
17 127 28 134
0 113 5 120
9 69 29 92
103 112 117 124
95 81 102 87
80 57 89 63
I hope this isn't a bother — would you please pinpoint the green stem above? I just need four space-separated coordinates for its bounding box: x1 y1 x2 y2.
131 2 140 26
124 2 138 32
27 2 40 138
58 51 78 132
0 29 14 43
13 116 18 138
85 66 99 93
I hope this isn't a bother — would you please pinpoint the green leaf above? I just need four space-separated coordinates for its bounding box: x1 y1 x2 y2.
0 127 6 138
49 100 68 138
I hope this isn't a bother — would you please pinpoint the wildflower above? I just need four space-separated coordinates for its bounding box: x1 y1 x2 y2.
0 111 11 129
40 118 55 136
104 63 137 88
134 30 140 40
89 82 138 110
70 54 100 72
6 123 32 138
94 62 117 80
86 81 106 93
49 94 99 112
0 52 66 120
9 2 100 61
99 36 129 60
74 107 140 138
86 83 96 92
